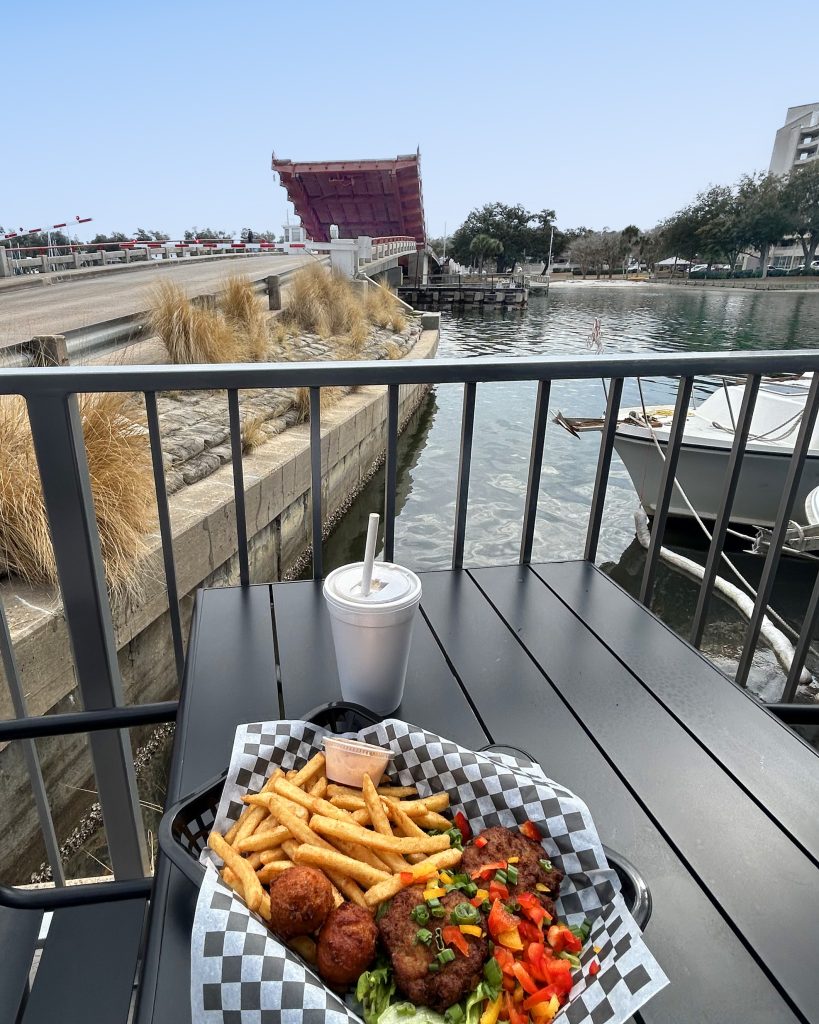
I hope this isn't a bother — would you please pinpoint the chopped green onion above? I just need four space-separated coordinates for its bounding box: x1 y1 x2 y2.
434 927 445 952
411 904 430 924
538 859 553 873
415 928 433 946
483 957 503 990
445 1004 465 1024
428 961 441 973
446 827 464 851
375 899 391 922
481 900 491 913
463 882 478 897
450 902 481 926
437 948 456 965
428 897 446 918
493 870 508 884
557 951 581 969
506 865 519 885
570 919 592 944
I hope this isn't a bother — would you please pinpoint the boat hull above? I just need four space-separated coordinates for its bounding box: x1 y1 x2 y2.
613 433 819 528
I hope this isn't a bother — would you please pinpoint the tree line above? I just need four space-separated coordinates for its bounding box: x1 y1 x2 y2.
0 226 278 249
439 159 819 277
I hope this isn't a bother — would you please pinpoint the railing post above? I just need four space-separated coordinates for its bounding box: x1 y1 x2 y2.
310 387 323 579
584 377 624 562
520 380 551 564
639 376 694 607
25 393 149 878
735 373 819 687
690 374 761 647
384 385 399 562
452 382 477 569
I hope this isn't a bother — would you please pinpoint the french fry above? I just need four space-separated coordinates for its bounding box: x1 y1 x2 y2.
248 852 263 870
260 848 287 864
329 793 449 818
309 776 328 799
363 848 464 907
225 766 285 844
290 752 326 789
236 823 290 854
272 798 368 907
416 811 452 831
256 859 293 884
259 893 272 921
362 776 409 873
293 843 391 888
288 935 317 965
209 831 264 913
385 797 428 864
309 814 451 855
327 783 418 799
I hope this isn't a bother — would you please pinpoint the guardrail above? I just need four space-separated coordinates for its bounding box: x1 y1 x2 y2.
1 349 818 887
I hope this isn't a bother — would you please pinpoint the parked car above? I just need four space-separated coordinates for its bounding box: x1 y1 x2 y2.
766 265 788 276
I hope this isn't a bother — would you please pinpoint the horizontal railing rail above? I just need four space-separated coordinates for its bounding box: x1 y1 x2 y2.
2 347 819 896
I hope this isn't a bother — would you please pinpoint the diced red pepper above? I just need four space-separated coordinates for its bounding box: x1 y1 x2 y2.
546 924 581 954
493 947 516 976
470 860 508 881
399 872 414 885
525 943 553 983
522 985 559 1012
544 958 572 997
511 962 539 995
518 920 543 944
442 925 470 957
474 834 489 849
488 899 520 939
489 880 510 902
505 991 527 1024
519 820 543 843
588 959 600 977
454 811 472 842
502 975 516 993
469 895 485 908
516 892 540 910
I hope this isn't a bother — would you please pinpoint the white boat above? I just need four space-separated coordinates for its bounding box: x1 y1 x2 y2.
612 375 819 529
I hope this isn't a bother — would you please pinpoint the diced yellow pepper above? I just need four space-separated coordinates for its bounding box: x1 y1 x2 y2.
535 883 549 893
593 945 601 954
513 984 525 1004
475 888 489 902
530 996 559 1021
439 872 454 885
480 995 503 1024
507 857 520 864
497 927 524 951
459 925 482 937
423 886 447 900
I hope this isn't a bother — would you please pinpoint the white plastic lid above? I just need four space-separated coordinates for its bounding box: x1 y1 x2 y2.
323 561 421 609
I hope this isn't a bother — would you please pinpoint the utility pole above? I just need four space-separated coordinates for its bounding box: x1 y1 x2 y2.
442 222 447 260
546 225 554 293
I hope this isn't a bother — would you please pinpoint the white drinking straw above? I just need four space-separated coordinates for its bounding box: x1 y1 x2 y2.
361 512 380 596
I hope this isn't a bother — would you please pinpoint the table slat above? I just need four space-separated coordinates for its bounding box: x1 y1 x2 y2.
534 560 819 862
472 564 819 1023
420 568 802 1024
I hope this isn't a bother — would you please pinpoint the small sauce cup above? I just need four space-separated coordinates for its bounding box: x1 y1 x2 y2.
322 737 395 788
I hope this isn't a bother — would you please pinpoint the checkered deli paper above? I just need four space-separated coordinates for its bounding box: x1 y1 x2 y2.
191 720 668 1024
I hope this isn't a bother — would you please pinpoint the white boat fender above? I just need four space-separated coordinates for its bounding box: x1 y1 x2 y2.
634 507 812 691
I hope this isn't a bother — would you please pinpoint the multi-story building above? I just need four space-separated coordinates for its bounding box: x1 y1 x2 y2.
768 103 819 270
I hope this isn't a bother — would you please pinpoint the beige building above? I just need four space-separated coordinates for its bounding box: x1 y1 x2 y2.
768 103 819 270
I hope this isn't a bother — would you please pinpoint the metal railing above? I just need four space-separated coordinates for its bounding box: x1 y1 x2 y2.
2 348 819 896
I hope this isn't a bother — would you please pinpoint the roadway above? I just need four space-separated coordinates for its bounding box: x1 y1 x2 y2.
0 253 317 351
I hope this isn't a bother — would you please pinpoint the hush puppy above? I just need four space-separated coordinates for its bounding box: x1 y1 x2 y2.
317 903 379 987
268 865 334 938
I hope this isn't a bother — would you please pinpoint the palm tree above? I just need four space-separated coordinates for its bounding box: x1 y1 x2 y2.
469 234 504 273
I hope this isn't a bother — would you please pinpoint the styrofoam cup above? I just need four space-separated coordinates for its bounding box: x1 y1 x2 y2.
323 561 422 714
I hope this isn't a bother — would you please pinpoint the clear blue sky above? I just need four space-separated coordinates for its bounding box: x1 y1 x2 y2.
3 1 816 242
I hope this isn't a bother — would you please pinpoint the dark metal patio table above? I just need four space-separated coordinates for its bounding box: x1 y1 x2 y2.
136 562 819 1024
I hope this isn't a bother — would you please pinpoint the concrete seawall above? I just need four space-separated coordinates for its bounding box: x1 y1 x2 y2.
0 324 439 879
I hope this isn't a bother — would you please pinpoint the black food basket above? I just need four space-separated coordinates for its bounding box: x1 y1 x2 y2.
159 702 652 929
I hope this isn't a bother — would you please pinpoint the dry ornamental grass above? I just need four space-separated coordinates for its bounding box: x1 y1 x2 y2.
0 394 155 592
